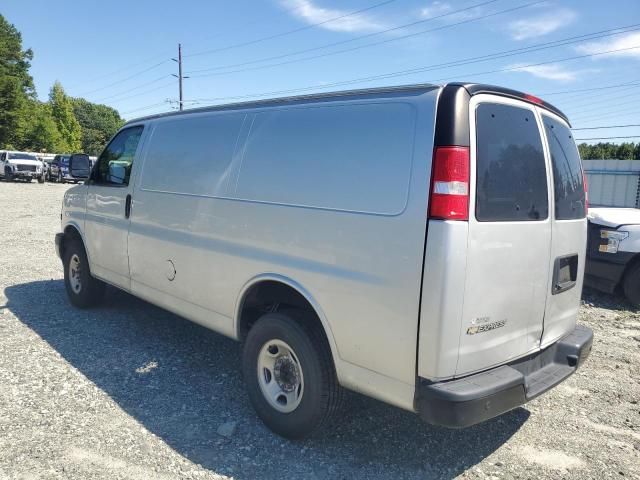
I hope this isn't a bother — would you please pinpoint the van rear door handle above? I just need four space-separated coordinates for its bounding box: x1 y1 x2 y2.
125 194 132 219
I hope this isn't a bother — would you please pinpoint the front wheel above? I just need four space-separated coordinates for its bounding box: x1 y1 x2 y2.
4 168 13 182
242 311 342 439
63 236 106 308
37 175 44 184
58 172 64 184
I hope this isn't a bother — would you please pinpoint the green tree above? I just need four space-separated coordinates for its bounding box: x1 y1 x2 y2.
616 142 635 160
578 143 592 159
49 81 82 152
0 14 36 148
23 102 62 152
72 97 124 155
578 142 640 160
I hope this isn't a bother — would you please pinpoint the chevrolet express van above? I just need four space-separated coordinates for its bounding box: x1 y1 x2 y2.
55 83 593 439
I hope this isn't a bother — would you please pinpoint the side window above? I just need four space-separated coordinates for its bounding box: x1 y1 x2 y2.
93 126 144 186
543 115 586 220
475 103 548 222
141 113 244 196
235 103 415 214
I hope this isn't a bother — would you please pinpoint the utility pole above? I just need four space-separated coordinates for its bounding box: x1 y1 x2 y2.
171 43 187 111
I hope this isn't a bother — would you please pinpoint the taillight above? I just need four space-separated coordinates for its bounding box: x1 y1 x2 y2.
429 146 470 221
583 171 589 211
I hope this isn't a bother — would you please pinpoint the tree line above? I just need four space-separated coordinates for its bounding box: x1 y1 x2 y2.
0 14 124 156
578 142 640 160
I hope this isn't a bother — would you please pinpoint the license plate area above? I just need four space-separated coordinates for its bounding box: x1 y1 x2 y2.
552 254 578 295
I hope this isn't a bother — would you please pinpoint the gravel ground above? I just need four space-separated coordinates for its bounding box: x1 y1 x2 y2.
0 181 639 480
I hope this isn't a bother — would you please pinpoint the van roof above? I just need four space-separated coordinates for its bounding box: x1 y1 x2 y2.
125 82 569 125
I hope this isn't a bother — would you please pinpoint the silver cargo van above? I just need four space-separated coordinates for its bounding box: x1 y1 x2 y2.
55 83 592 439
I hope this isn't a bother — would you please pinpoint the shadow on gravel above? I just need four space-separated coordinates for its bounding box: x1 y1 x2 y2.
6 280 528 480
582 286 639 312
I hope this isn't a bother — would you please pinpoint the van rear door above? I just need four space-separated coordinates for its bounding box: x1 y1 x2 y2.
538 112 587 346
456 95 552 376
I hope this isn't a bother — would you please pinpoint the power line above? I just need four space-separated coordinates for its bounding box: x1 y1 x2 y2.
186 44 640 104
74 0 395 95
575 136 640 141
97 80 175 104
573 124 640 130
551 79 640 102
191 21 640 80
539 80 640 96
75 60 171 96
185 0 402 58
564 94 640 117
93 76 172 102
186 0 506 75
65 53 170 89
572 104 640 123
121 102 169 116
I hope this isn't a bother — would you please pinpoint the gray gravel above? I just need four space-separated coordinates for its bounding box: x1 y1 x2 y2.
0 181 639 479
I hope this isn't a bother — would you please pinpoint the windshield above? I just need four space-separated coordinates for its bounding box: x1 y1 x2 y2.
9 153 38 161
60 156 70 165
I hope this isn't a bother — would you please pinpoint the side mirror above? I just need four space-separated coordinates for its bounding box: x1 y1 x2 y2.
108 163 126 184
69 154 90 179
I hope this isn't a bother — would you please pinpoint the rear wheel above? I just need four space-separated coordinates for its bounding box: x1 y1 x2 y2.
242 311 342 439
63 236 105 308
623 263 640 307
58 172 63 183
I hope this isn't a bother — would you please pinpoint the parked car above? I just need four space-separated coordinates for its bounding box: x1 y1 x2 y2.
49 155 71 183
585 207 640 305
0 150 45 183
54 83 592 439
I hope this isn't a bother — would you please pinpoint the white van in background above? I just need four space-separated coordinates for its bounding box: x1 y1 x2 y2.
55 83 592 438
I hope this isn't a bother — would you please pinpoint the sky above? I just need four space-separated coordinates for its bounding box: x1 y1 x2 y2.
3 0 640 142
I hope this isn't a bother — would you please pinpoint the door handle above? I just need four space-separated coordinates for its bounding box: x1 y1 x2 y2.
125 194 132 219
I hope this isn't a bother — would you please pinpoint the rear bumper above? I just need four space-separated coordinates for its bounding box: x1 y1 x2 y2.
415 324 593 428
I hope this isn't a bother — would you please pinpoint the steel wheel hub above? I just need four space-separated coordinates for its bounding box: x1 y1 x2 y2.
257 339 304 413
69 254 82 294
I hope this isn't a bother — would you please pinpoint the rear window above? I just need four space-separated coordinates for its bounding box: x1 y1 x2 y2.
542 115 586 220
475 103 548 222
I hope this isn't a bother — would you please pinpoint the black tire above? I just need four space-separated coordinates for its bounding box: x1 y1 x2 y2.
63 236 105 308
5 168 13 182
623 263 640 307
37 175 44 184
58 172 64 184
26 178 32 183
243 311 342 439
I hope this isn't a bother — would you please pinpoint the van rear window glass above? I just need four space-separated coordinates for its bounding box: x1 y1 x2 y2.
475 103 548 222
235 103 415 214
141 113 244 196
542 115 586 220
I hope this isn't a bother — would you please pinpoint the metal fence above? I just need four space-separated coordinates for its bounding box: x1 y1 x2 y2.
583 159 640 208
